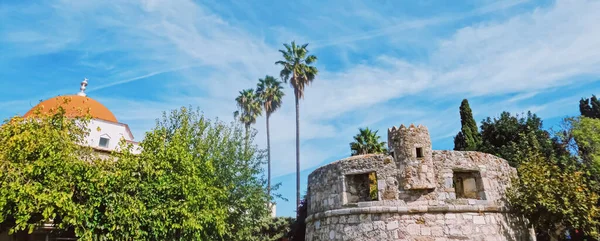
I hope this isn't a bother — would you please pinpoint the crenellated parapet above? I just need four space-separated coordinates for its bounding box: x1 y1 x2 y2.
387 124 436 190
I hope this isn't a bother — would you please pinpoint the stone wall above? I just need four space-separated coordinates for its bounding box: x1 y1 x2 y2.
305 209 530 241
307 154 397 215
305 125 531 241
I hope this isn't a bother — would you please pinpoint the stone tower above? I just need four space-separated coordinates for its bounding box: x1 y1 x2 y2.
387 124 436 190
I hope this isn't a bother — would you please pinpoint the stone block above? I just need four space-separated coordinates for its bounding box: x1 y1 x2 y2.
359 222 373 232
431 227 444 236
373 221 386 230
445 214 456 219
386 221 399 230
406 224 420 235
473 216 486 225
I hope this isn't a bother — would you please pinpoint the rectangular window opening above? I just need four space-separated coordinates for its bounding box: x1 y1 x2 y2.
452 170 486 200
344 172 378 204
416 147 424 158
99 137 110 148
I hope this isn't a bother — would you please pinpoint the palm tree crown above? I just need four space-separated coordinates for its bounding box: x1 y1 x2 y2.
350 127 387 156
275 41 318 98
256 76 284 116
234 88 262 130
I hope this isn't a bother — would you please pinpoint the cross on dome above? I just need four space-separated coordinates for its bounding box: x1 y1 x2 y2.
77 78 88 97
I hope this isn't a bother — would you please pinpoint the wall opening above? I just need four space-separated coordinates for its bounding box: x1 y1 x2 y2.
99 137 110 148
452 170 485 200
416 147 424 158
344 172 378 203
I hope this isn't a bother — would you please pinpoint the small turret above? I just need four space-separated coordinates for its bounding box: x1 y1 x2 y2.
388 124 436 190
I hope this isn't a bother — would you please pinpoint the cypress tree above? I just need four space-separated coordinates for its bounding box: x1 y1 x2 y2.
579 95 600 119
453 99 481 151
580 98 593 118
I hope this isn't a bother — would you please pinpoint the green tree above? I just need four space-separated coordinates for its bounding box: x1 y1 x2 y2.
507 153 600 240
479 111 556 167
453 99 481 151
0 103 272 240
234 88 263 135
572 117 600 183
125 107 271 240
249 217 294 241
0 98 93 237
349 127 387 156
579 95 600 119
256 75 285 198
275 41 318 211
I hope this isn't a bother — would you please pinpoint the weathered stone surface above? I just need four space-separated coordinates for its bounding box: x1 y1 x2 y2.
305 124 532 241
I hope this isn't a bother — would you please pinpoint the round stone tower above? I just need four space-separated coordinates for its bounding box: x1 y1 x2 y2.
387 124 436 190
305 124 533 241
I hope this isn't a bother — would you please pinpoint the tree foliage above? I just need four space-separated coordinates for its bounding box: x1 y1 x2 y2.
275 41 318 101
579 95 600 119
234 88 263 132
0 99 93 237
256 76 285 118
0 104 272 240
349 127 387 156
479 111 556 167
507 153 600 240
453 99 481 151
248 217 293 241
572 117 600 179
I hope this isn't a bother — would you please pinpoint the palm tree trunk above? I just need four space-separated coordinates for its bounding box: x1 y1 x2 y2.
295 91 301 215
266 113 271 198
244 124 250 154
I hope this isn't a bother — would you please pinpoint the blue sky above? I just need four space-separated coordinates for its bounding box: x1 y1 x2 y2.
1 0 600 217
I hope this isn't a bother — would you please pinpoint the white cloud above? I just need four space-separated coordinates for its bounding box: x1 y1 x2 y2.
3 0 600 179
432 0 600 95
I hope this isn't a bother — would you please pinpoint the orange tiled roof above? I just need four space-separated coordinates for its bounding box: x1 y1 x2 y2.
24 95 117 123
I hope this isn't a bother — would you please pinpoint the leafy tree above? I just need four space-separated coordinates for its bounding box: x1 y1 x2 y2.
507 153 600 241
256 75 285 198
0 103 272 240
453 99 481 151
349 127 387 156
479 111 556 167
572 117 600 183
276 41 318 211
579 95 600 119
234 88 263 135
0 98 94 237
126 107 271 240
249 217 293 241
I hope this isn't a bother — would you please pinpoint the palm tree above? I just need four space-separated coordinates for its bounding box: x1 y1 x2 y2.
350 127 387 156
275 41 318 211
234 89 262 139
256 75 284 198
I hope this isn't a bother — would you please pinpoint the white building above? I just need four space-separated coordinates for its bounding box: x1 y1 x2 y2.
23 79 140 155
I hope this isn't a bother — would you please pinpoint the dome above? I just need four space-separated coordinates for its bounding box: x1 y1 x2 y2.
24 95 118 123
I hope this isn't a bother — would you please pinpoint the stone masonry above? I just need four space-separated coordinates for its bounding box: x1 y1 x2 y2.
305 124 533 241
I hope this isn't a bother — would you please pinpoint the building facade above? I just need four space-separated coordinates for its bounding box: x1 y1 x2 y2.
305 124 534 241
1 79 140 241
